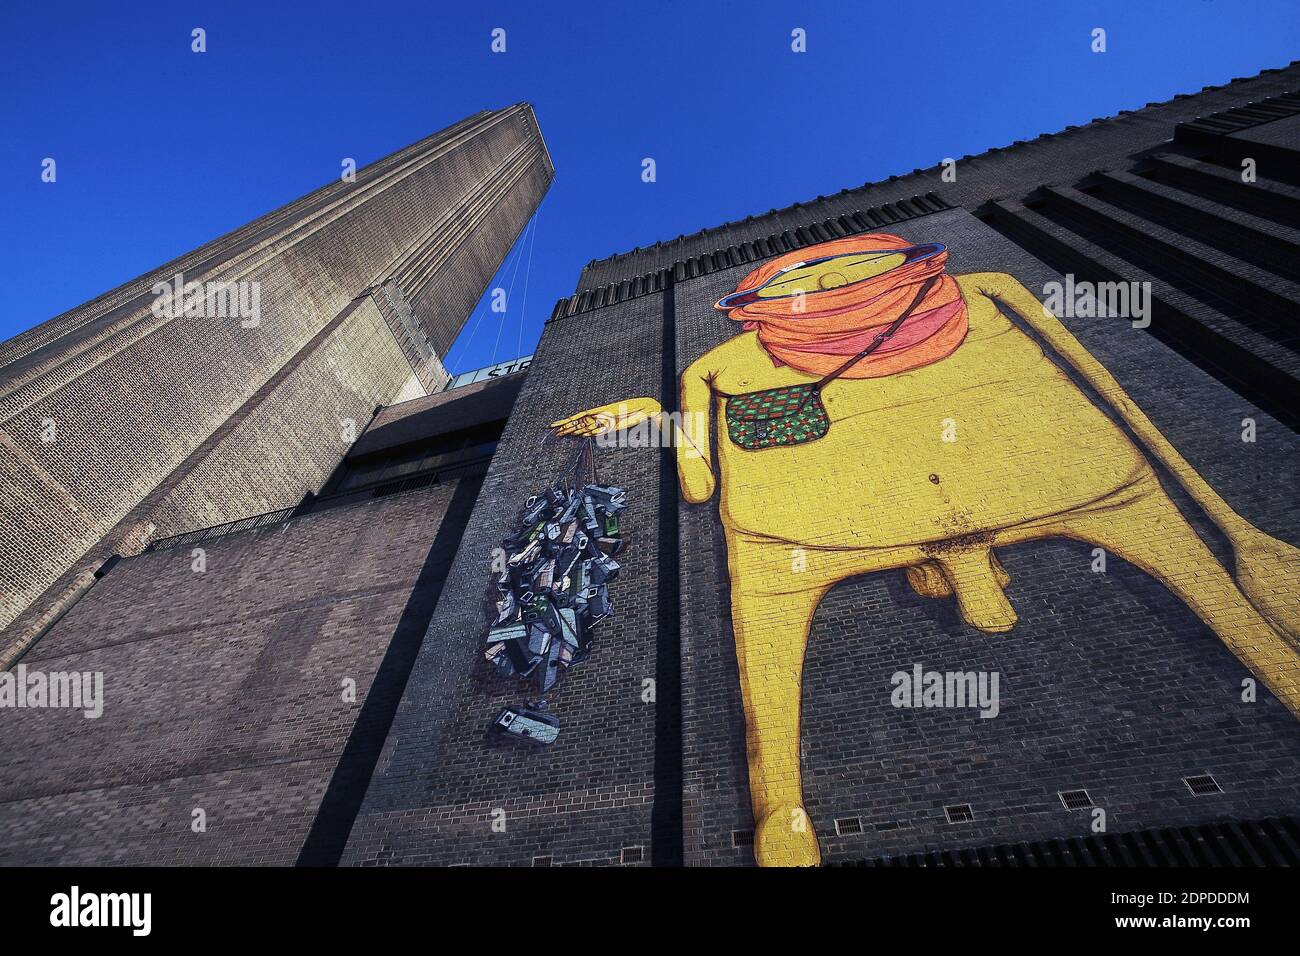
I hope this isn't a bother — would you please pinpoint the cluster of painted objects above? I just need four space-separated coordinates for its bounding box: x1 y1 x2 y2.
485 482 627 745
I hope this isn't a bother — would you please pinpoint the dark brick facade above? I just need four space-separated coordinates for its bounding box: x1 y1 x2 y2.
0 478 476 865
0 104 551 658
672 209 1300 864
343 73 1300 866
2 69 1298 869
342 294 671 866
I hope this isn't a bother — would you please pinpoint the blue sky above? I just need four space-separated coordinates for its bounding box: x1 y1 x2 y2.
2 0 1297 374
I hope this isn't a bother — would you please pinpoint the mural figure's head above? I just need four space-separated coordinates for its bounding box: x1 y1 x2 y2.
716 241 945 309
714 233 969 379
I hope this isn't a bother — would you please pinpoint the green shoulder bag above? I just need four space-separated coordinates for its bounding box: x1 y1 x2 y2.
720 277 937 451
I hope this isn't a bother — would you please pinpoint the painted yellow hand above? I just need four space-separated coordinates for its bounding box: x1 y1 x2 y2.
549 398 662 438
1233 528 1300 643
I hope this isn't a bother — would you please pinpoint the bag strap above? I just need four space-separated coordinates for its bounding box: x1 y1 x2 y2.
814 275 940 389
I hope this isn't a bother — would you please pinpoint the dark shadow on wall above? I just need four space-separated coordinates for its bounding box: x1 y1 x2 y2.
296 475 485 867
179 603 328 777
652 280 685 866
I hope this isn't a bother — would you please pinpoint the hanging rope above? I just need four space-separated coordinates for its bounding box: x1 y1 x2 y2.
517 194 544 357
539 424 600 493
447 236 526 374
490 215 532 366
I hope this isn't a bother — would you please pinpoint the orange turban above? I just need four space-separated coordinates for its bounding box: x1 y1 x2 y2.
716 233 968 378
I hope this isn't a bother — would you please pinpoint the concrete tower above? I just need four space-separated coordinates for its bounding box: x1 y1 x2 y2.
0 104 553 661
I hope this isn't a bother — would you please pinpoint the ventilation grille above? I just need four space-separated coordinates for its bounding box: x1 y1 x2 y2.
944 804 975 824
732 830 754 848
549 194 953 322
835 817 863 836
981 112 1300 435
531 855 552 867
1184 774 1224 796
620 846 644 864
1059 789 1095 810
1176 90 1300 143
834 816 1300 867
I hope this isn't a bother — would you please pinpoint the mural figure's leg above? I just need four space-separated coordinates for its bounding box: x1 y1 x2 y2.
728 568 829 867
1231 529 1300 642
1055 476 1300 717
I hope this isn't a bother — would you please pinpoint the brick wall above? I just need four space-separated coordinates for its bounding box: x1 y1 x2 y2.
0 479 472 865
4 75 1296 870
146 297 413 536
340 200 1300 868
0 104 551 639
343 295 671 866
672 208 1300 865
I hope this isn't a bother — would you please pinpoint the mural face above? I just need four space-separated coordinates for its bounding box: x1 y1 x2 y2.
551 232 1300 867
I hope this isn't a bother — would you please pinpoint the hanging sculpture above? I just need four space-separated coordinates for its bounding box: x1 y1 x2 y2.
483 436 627 746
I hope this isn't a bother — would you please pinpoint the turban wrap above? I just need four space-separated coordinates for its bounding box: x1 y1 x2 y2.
716 233 968 379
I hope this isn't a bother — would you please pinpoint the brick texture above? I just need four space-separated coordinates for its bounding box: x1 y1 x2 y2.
0 480 471 865
0 105 551 644
342 295 670 867
673 209 1300 865
3 73 1298 871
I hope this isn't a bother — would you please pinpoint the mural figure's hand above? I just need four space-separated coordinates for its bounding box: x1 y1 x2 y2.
549 398 662 438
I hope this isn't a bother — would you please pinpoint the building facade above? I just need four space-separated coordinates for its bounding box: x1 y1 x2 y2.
343 62 1300 867
0 104 552 664
2 64 1299 867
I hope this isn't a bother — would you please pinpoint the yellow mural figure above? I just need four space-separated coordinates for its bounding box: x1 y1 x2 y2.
551 233 1300 868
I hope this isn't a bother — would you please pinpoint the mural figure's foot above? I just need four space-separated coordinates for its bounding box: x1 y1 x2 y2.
754 805 821 867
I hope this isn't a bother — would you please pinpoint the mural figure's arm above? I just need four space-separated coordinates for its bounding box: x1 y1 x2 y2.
964 271 1300 638
547 359 717 503
675 360 716 503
